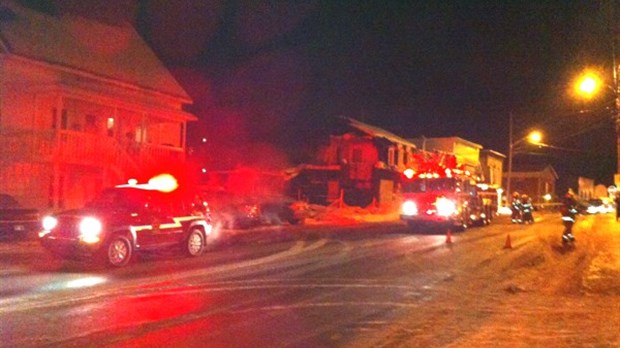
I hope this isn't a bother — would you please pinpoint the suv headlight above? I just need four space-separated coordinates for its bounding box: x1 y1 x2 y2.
79 217 103 244
42 216 58 231
436 198 457 217
401 200 418 216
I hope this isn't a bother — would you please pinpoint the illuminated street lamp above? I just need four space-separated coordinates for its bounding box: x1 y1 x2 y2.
573 68 620 174
574 71 603 99
528 130 542 144
505 112 543 204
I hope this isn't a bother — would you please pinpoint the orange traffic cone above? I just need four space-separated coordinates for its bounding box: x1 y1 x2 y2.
446 230 453 244
504 234 512 249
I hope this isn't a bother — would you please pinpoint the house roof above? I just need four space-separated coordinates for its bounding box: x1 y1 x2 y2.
509 163 559 179
480 148 506 159
414 136 484 150
0 1 191 102
342 117 417 148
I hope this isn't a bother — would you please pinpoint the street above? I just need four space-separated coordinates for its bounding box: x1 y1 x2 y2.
0 213 618 347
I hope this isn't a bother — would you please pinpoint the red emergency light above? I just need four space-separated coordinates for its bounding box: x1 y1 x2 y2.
116 173 179 192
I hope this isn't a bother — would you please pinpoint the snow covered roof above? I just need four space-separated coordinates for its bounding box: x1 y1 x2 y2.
0 1 191 102
342 117 417 148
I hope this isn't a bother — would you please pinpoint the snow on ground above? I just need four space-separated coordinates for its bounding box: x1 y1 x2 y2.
299 202 401 225
346 212 620 347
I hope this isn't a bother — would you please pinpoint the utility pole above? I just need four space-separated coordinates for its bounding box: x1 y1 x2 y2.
506 112 514 204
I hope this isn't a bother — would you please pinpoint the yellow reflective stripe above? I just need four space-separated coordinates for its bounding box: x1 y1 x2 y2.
132 216 199 232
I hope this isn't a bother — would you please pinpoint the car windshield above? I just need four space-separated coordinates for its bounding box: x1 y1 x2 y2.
86 188 150 210
402 178 456 193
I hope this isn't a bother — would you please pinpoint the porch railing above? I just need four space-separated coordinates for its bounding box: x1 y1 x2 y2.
0 129 186 178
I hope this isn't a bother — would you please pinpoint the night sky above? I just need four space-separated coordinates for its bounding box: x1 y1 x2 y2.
23 0 619 190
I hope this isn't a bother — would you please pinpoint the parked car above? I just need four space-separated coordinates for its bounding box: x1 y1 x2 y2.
259 197 306 226
0 194 40 241
206 192 306 230
212 200 262 230
39 180 212 267
585 198 615 214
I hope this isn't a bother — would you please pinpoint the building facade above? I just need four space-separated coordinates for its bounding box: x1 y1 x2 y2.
479 149 506 189
0 1 196 210
502 164 558 204
289 117 417 206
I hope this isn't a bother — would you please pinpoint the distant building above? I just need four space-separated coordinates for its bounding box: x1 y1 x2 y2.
578 177 595 200
288 119 506 208
503 164 558 204
288 117 417 206
0 1 196 209
478 149 506 189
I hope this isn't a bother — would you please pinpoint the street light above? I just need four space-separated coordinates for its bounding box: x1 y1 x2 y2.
573 68 620 175
505 112 543 204
574 70 603 99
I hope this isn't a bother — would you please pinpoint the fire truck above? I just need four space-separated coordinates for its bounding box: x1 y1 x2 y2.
399 156 495 231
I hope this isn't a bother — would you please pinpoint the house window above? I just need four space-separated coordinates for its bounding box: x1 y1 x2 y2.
61 109 68 130
388 147 395 166
179 123 185 147
85 114 98 134
52 108 57 129
352 148 363 163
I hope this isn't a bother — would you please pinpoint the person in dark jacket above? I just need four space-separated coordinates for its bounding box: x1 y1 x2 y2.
521 194 534 224
510 192 522 224
561 191 578 244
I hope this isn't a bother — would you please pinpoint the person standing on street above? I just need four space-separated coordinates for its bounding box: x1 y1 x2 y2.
561 191 578 244
521 194 534 224
511 192 522 224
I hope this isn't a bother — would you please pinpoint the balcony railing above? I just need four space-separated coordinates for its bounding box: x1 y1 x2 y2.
0 128 186 177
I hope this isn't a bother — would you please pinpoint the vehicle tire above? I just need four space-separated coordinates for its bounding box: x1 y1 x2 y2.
104 235 133 267
185 228 206 257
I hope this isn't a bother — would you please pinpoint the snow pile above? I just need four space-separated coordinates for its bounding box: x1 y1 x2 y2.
299 202 401 225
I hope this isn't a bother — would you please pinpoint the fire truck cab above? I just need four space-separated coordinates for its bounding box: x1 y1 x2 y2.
399 167 492 231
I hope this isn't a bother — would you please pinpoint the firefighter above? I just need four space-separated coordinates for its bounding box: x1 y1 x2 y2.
521 194 534 224
510 192 522 224
561 191 578 244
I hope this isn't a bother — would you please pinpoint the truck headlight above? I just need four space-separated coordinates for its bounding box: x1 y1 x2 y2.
79 217 103 244
401 201 418 216
436 198 457 217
